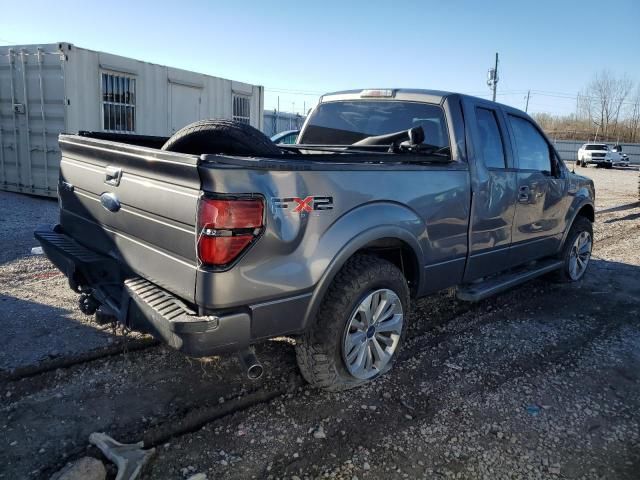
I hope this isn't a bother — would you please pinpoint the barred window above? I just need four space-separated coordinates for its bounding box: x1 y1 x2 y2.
232 95 251 124
101 72 136 132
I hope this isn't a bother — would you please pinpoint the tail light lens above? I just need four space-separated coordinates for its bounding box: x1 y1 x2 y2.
197 197 263 266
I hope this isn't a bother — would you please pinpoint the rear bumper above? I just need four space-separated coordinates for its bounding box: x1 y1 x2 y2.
124 277 251 355
34 225 255 356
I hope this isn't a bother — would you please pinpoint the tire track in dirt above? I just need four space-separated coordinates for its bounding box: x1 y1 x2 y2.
0 337 159 383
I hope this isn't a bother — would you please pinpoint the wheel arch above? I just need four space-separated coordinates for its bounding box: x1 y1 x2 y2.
300 226 424 332
559 199 595 251
576 203 595 223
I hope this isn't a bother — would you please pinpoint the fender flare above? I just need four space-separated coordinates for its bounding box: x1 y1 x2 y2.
559 198 594 249
300 224 425 331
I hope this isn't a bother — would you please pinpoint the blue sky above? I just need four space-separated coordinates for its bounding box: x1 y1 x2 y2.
1 0 639 116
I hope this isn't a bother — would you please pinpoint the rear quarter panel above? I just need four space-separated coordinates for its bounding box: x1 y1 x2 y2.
196 163 471 324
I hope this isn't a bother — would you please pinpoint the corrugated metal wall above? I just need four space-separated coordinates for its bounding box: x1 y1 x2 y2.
0 45 66 196
0 42 264 197
262 110 305 137
551 139 640 165
63 45 263 135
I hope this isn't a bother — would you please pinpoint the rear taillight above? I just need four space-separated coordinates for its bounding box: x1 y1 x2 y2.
197 197 264 266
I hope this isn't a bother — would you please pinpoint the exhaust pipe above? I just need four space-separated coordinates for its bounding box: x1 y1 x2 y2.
238 347 264 380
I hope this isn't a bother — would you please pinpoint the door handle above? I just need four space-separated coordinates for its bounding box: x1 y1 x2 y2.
518 185 530 202
105 166 123 187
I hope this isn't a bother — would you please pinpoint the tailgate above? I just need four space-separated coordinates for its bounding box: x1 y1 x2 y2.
57 134 200 302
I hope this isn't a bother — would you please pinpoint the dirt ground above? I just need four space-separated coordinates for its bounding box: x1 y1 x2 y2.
1 166 638 480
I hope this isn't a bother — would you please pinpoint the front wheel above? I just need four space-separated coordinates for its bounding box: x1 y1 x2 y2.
295 255 409 391
554 216 593 282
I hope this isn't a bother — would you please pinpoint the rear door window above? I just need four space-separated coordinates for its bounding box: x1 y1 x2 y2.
475 108 506 169
508 115 552 172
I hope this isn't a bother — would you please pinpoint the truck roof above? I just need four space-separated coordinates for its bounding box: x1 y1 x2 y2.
320 88 521 112
321 88 453 105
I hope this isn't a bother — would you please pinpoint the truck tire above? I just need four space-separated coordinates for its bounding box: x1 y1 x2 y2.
161 119 284 157
295 254 410 391
553 216 593 283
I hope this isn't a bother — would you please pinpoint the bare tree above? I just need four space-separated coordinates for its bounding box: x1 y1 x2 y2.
580 71 633 139
627 85 640 143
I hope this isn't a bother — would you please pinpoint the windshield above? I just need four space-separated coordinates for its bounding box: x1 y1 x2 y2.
300 100 449 148
585 144 608 151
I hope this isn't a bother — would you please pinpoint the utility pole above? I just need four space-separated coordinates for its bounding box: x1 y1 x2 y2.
525 90 530 113
487 52 499 102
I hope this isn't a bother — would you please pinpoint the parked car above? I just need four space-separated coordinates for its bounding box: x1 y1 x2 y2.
611 145 631 167
271 129 299 144
36 89 595 391
577 143 617 168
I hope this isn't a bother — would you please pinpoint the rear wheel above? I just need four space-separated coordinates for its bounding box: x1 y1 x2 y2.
295 255 409 391
554 216 593 282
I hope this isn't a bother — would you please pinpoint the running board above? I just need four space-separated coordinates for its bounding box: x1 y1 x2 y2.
456 259 563 302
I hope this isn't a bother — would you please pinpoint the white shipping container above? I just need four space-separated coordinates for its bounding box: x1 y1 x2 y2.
0 42 264 197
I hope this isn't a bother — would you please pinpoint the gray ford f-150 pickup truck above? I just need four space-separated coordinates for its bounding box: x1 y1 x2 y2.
36 89 595 391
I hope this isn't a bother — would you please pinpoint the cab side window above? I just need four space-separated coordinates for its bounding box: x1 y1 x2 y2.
508 115 552 173
475 108 506 169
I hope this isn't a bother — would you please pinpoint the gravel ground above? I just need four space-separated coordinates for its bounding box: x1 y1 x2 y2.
0 192 149 371
0 166 638 480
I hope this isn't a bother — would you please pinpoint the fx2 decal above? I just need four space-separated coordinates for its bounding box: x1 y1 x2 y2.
271 196 334 214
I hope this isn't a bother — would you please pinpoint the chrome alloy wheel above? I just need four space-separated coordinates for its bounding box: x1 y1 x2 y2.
569 231 592 280
342 289 404 379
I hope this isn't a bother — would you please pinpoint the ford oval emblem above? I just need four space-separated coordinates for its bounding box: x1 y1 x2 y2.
100 192 121 212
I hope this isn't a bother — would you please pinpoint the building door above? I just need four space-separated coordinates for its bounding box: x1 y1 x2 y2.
169 83 201 134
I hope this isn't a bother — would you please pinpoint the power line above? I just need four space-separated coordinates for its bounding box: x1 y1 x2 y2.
264 85 638 110
265 87 324 96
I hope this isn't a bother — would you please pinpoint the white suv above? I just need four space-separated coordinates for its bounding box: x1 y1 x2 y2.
611 145 631 167
577 143 617 168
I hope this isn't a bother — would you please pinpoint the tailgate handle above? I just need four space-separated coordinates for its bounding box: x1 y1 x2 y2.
105 166 123 186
